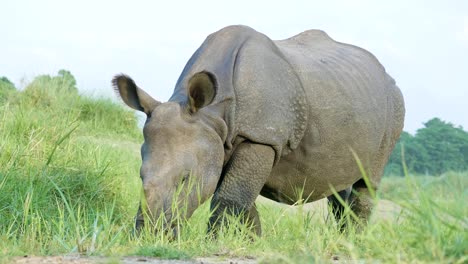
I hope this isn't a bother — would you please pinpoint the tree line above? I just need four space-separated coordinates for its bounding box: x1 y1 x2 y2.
0 69 77 99
385 118 468 176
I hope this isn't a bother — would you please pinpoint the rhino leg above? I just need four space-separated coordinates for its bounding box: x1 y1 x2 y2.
246 203 261 235
134 204 145 235
327 178 376 231
349 179 375 224
327 187 352 230
208 143 275 237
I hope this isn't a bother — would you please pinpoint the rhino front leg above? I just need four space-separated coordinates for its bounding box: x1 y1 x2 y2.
208 143 275 237
133 204 145 235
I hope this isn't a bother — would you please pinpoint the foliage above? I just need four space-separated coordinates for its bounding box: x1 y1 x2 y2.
0 76 16 100
58 69 77 90
385 118 468 176
0 76 15 90
26 69 78 95
0 71 143 254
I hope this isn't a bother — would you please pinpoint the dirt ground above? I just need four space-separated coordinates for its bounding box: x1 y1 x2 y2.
10 256 257 264
8 199 402 264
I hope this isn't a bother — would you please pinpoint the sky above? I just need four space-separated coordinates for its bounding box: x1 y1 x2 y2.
1 0 467 133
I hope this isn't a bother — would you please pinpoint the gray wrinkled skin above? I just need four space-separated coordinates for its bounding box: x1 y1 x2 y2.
113 25 405 236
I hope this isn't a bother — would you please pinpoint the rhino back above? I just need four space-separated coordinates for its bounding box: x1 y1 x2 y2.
276 29 390 137
262 30 404 203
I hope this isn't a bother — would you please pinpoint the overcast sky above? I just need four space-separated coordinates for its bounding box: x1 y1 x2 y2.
1 0 467 133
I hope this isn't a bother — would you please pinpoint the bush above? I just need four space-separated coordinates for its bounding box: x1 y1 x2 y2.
385 118 468 176
0 76 16 101
0 72 143 244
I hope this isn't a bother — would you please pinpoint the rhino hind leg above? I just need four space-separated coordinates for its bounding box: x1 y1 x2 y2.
327 179 376 230
349 179 375 223
327 187 352 230
208 143 275 237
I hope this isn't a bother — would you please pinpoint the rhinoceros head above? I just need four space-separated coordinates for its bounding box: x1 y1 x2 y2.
113 72 225 233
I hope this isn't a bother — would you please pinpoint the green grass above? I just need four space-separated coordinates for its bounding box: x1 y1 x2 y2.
0 78 467 263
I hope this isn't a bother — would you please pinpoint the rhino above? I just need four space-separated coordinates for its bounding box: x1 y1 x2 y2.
113 25 405 236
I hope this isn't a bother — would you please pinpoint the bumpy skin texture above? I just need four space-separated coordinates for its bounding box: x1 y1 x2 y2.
117 25 405 235
173 26 403 233
208 143 275 236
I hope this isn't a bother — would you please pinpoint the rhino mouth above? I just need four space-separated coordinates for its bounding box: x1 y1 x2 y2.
134 197 187 238
134 216 181 239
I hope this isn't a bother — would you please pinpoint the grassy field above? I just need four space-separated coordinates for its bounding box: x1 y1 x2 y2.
0 79 467 263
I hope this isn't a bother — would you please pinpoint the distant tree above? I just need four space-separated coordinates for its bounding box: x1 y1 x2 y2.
385 131 430 175
385 118 468 176
0 76 16 99
414 118 468 174
33 74 53 83
0 77 15 90
27 70 78 93
57 69 77 91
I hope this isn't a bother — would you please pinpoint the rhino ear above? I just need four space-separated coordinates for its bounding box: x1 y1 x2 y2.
112 74 161 115
187 71 217 113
